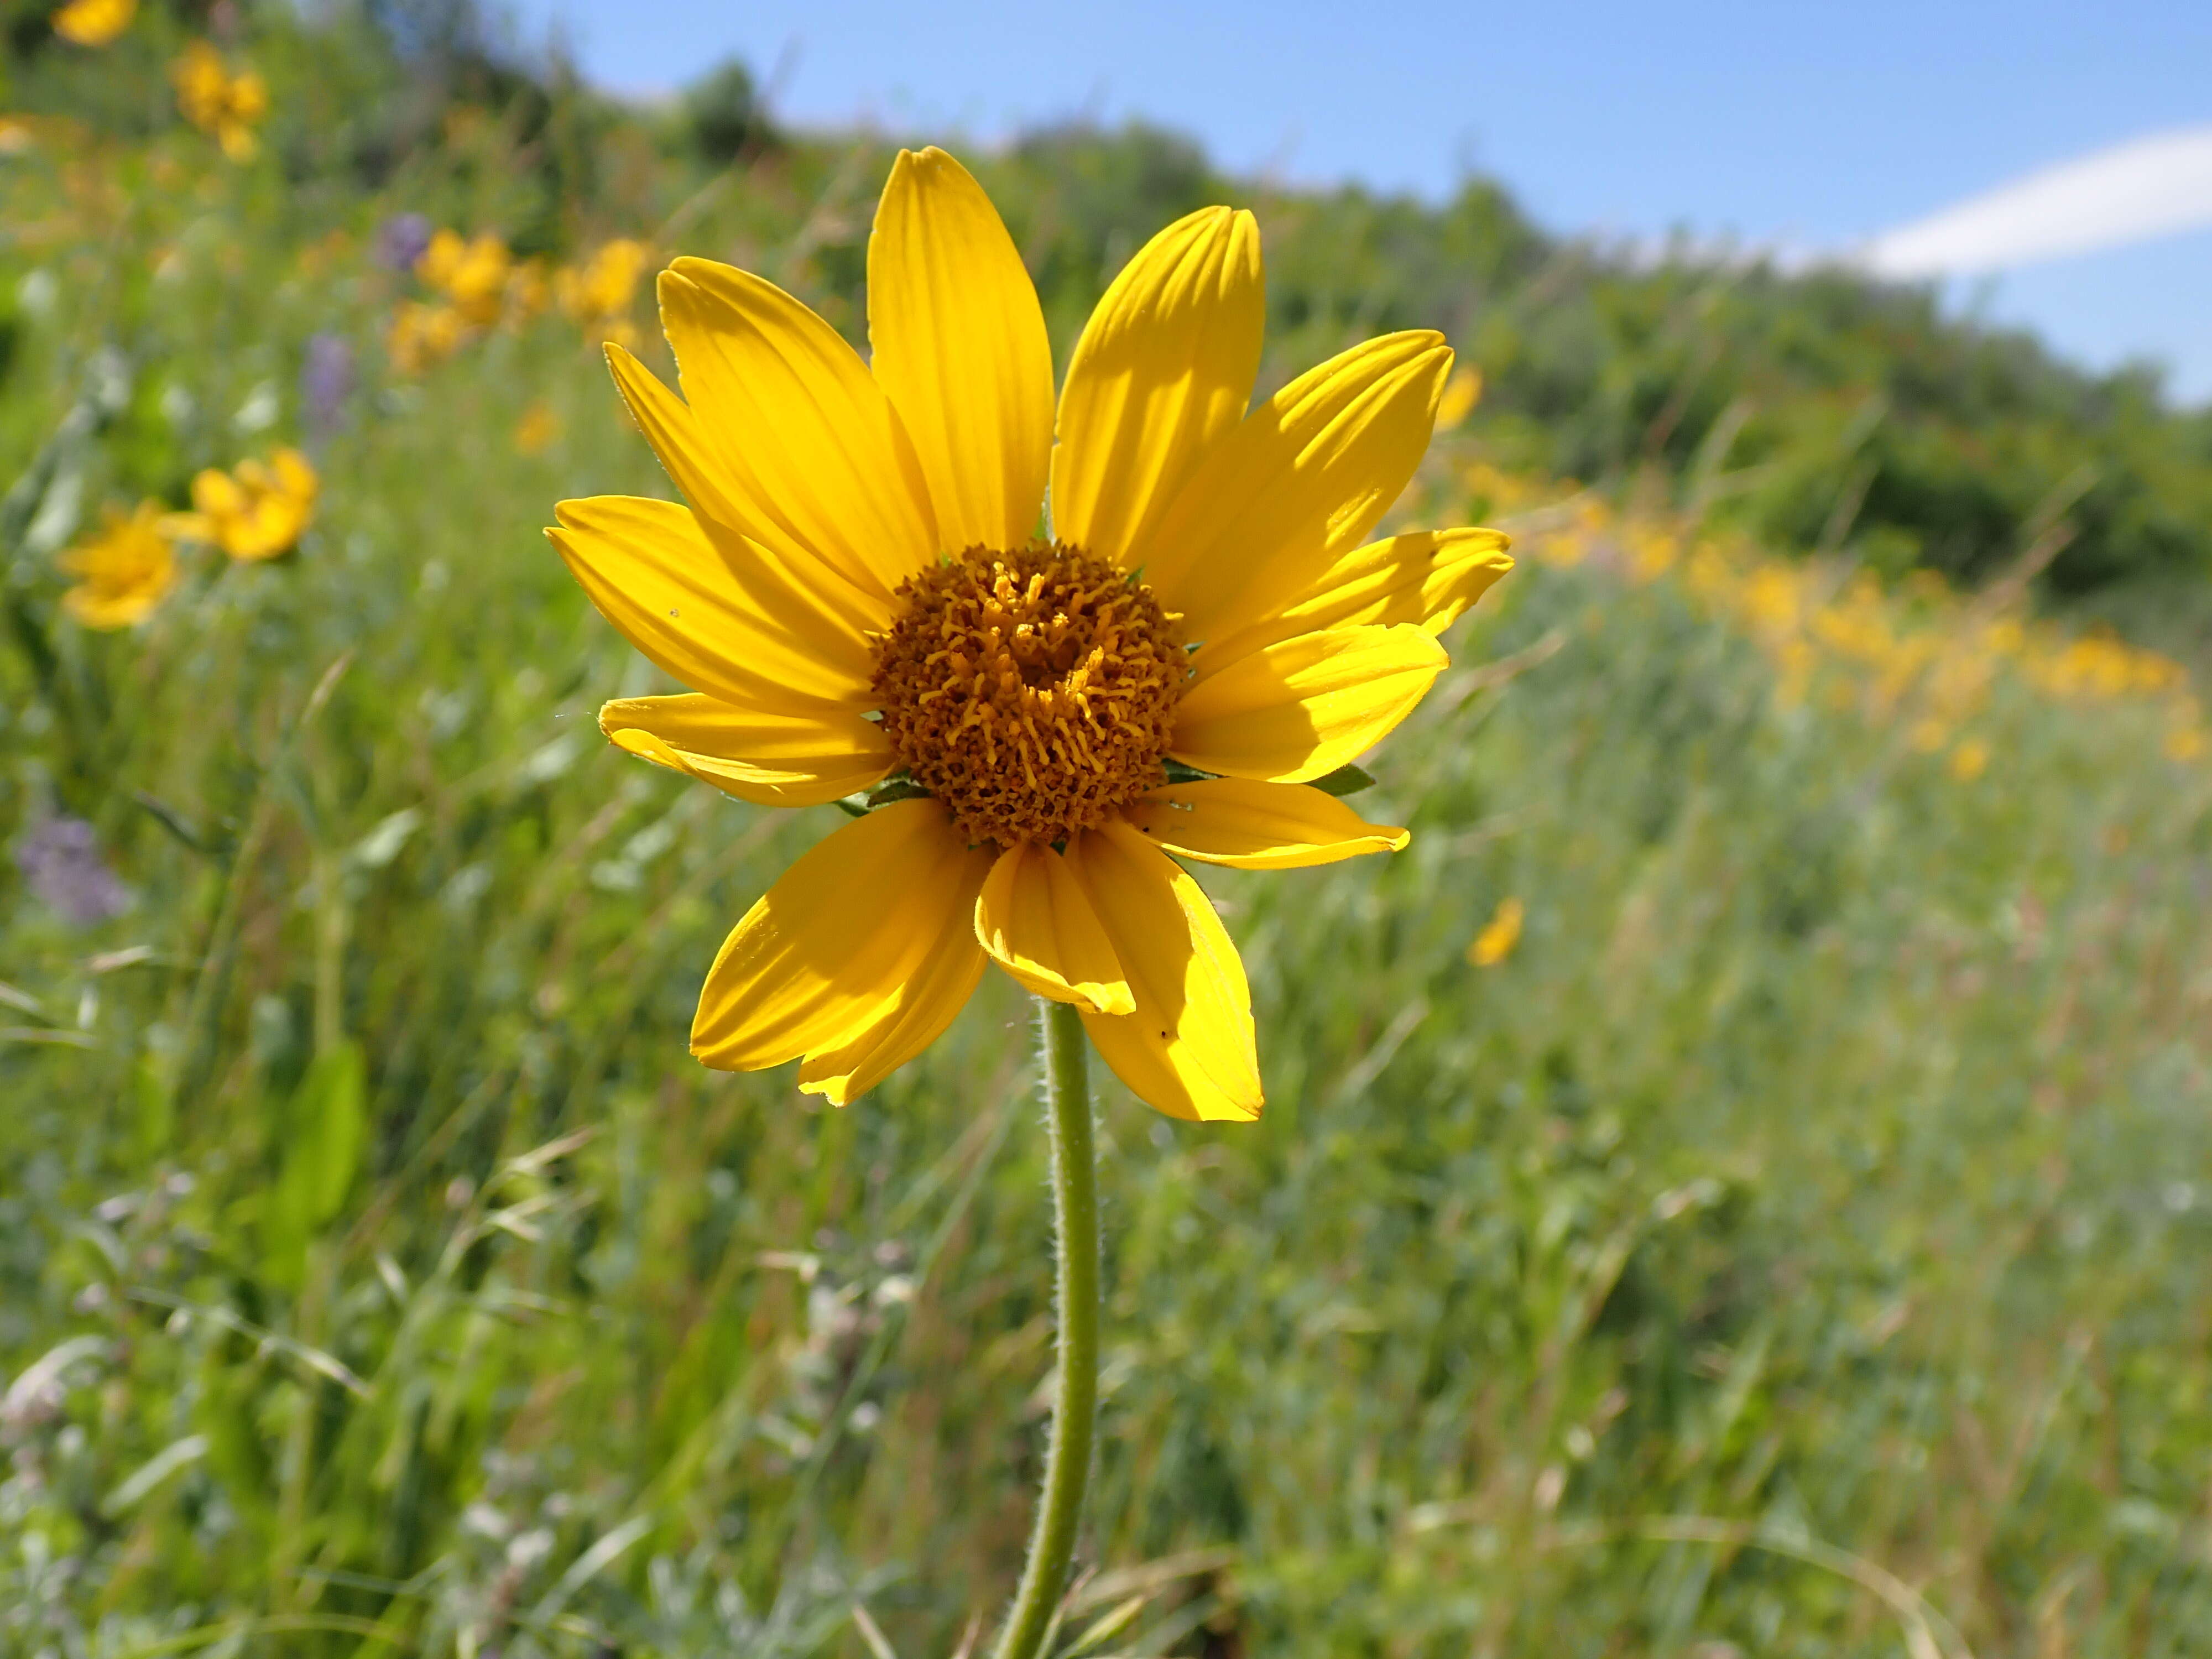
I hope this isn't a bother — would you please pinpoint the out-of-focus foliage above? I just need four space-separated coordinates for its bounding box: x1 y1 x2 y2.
7 3 2212 1656
679 57 773 166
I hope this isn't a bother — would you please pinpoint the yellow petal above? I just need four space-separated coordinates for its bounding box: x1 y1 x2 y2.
53 0 134 47
868 147 1053 553
549 495 881 711
1123 777 1408 869
1170 623 1447 784
1051 206 1263 569
691 799 995 1072
659 259 938 592
605 342 773 544
599 693 893 808
1142 333 1454 648
271 446 319 504
1066 819 1260 1123
973 841 1134 1015
1195 527 1512 676
191 467 243 520
65 587 155 629
227 486 307 561
798 923 988 1106
416 229 464 289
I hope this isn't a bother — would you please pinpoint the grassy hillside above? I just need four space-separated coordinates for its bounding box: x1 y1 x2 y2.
7 5 2212 1656
10 0 2212 621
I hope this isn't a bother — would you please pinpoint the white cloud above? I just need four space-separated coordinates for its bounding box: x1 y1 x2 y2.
1861 125 2212 278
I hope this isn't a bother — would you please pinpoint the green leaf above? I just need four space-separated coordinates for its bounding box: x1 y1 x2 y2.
1308 764 1377 797
1161 758 1219 785
134 1054 174 1159
133 791 221 857
864 778 934 808
833 777 935 815
262 1042 366 1288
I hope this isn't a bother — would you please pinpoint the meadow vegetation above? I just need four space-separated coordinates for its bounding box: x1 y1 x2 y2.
6 6 2212 1656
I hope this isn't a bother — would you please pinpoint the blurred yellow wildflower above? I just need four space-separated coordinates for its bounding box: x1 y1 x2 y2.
1948 738 1990 781
1468 897 1524 967
514 402 561 456
387 301 465 375
53 0 133 46
416 229 512 326
1434 366 1483 431
1627 526 1680 585
60 503 177 629
2028 629 2184 702
169 448 318 561
557 238 651 343
1468 459 2206 792
549 146 1512 1113
172 41 268 162
0 117 36 156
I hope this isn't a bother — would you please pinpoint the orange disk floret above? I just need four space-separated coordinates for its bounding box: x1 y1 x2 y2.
873 541 1186 848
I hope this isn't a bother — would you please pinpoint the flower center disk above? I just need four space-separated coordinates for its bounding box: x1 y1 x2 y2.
872 541 1185 848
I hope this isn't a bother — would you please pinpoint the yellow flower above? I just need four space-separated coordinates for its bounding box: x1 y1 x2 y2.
557 238 651 336
388 300 465 375
60 502 178 629
414 228 465 288
416 229 512 327
1434 366 1483 431
1948 738 1990 781
171 41 267 161
514 402 561 456
548 148 1514 1118
53 0 134 46
1467 897 1523 967
169 448 318 561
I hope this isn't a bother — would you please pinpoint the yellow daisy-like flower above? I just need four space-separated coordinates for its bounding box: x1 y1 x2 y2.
169 448 318 562
1467 896 1523 967
388 300 465 375
557 238 651 339
53 0 134 47
60 502 178 629
171 41 268 163
549 148 1512 1119
416 229 514 328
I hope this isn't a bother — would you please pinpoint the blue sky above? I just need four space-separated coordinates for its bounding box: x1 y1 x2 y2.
507 0 2212 401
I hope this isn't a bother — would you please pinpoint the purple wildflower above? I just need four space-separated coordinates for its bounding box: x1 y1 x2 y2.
15 816 130 926
300 331 356 437
375 212 433 274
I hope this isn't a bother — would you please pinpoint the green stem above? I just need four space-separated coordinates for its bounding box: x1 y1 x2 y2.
993 998 1100 1659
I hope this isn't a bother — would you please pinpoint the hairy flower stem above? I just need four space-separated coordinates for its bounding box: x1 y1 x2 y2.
993 997 1100 1659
